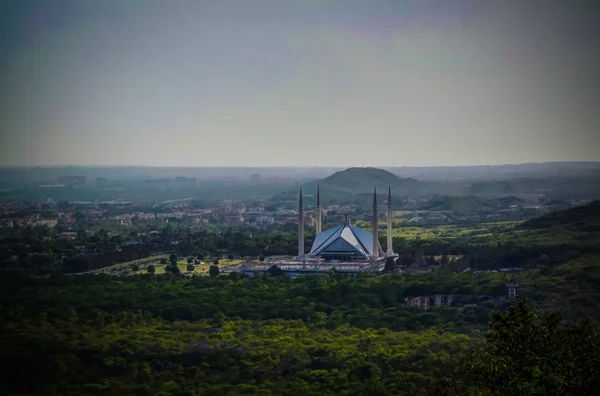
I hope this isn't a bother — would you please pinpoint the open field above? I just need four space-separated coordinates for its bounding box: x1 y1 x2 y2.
394 210 414 216
86 254 170 274
350 220 522 241
392 221 523 240
136 258 250 276
78 255 254 276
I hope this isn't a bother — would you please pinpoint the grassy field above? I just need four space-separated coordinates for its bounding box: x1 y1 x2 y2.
394 210 414 216
88 254 169 274
347 219 522 241
138 258 249 276
86 256 251 276
391 221 523 240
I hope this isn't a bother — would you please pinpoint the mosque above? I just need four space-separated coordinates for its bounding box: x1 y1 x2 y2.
236 185 396 275
297 185 396 264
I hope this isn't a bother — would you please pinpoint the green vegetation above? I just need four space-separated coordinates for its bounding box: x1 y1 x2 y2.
267 167 600 206
88 255 170 274
0 182 294 204
3 200 600 394
305 167 420 195
436 299 600 395
520 200 600 230
1 265 599 395
417 195 490 213
0 224 307 275
273 167 421 204
0 271 496 395
470 175 600 199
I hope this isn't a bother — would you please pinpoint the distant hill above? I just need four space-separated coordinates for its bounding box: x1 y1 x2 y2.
268 167 422 205
469 175 600 199
520 200 600 231
417 195 490 213
301 167 421 204
387 161 600 181
313 167 418 192
271 167 600 207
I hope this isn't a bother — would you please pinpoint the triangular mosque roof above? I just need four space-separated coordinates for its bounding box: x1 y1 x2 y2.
308 223 378 259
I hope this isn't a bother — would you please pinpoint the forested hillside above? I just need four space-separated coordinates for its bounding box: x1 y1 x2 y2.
1 270 599 395
416 195 490 213
2 202 600 394
520 200 600 230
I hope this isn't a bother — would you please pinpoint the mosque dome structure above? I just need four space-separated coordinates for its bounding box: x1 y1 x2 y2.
297 185 395 263
308 215 384 261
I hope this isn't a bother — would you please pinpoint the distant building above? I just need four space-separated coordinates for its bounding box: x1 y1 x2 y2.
434 295 454 306
238 186 395 276
303 187 394 262
506 279 519 301
253 215 274 225
407 296 430 307
108 216 132 226
227 215 245 225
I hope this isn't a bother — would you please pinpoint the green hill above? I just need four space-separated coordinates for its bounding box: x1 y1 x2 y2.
314 167 418 192
268 167 421 205
520 200 600 231
302 167 420 203
417 195 490 213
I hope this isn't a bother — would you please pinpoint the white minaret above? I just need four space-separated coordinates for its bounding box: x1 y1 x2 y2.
298 187 304 260
386 185 394 256
371 187 380 262
316 185 322 234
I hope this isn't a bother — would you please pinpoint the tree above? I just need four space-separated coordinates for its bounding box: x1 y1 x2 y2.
169 253 178 266
209 265 220 278
259 256 265 262
384 257 397 273
166 264 180 275
131 264 140 272
160 258 167 264
268 264 284 277
187 257 193 264
436 299 600 395
147 264 155 273
213 259 219 265
76 229 87 241
440 254 450 266
186 264 194 272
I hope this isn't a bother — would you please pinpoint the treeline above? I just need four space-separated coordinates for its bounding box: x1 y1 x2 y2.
1 272 599 395
0 272 505 331
0 225 309 275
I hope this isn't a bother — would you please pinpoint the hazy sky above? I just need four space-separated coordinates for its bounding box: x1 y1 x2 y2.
1 0 599 167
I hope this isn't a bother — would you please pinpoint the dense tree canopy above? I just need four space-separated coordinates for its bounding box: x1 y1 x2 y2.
1 270 599 395
436 300 600 395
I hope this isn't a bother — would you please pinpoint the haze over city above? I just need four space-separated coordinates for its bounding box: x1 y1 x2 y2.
1 0 599 167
